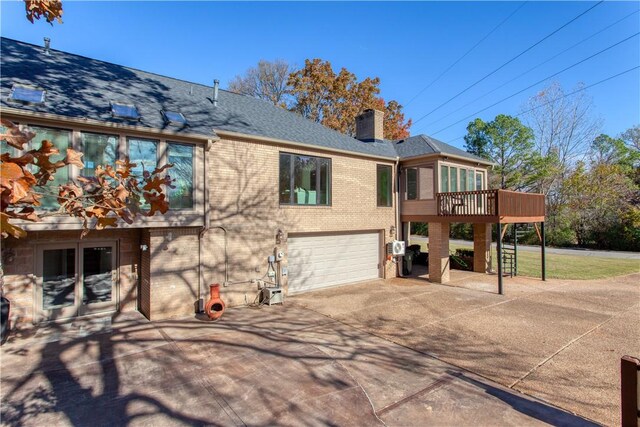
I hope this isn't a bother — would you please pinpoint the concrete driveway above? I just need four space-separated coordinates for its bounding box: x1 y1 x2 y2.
292 271 640 426
0 281 602 427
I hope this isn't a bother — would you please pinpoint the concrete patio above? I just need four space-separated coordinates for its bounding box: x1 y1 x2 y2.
0 271 636 426
293 270 640 426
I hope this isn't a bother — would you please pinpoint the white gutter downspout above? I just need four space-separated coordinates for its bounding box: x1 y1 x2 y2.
394 156 401 277
197 139 213 312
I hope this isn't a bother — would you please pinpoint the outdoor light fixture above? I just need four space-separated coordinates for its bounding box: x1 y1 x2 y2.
390 225 396 237
275 229 284 245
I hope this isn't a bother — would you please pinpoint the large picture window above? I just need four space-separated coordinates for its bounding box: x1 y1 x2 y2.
128 138 158 176
377 165 392 207
167 143 194 210
279 153 331 206
30 126 72 210
80 132 117 177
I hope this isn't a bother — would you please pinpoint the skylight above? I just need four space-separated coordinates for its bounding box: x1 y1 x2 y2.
111 102 139 120
163 111 187 125
10 85 45 104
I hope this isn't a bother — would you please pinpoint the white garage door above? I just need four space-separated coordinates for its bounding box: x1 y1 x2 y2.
287 232 381 294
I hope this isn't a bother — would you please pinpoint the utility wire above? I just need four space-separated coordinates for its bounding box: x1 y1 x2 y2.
444 65 640 144
422 8 640 131
412 1 604 126
430 31 639 136
404 1 528 107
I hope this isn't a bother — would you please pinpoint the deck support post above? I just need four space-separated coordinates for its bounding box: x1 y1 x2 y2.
473 223 492 273
541 221 546 281
512 223 518 276
497 223 503 295
428 222 450 284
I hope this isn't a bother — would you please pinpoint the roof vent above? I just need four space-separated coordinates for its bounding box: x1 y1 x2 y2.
43 37 51 55
213 79 219 107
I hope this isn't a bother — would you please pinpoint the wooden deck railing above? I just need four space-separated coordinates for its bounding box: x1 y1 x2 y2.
437 189 545 219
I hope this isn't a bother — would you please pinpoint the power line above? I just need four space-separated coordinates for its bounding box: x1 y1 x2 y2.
430 31 639 136
420 8 640 131
404 1 528 107
444 65 640 145
411 1 604 126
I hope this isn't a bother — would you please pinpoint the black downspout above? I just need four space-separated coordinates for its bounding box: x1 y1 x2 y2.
497 223 503 295
541 222 546 281
513 223 518 276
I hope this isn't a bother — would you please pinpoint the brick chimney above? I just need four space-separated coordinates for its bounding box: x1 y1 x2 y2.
355 109 384 142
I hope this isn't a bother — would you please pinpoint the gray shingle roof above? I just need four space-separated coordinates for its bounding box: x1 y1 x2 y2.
1 37 486 164
392 134 491 164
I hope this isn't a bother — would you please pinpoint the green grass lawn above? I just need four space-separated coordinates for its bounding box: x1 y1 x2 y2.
412 241 640 280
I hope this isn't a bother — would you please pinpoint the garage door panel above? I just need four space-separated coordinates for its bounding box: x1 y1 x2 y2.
287 232 381 294
289 238 378 251
288 250 379 265
288 262 379 278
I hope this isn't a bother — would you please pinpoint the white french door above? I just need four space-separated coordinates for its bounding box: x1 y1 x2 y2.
36 241 118 321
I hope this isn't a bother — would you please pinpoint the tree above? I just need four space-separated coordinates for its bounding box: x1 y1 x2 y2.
287 59 411 139
521 82 602 243
228 60 294 108
524 82 601 171
564 162 638 250
24 0 62 24
464 115 544 190
589 133 640 172
1 120 173 239
621 124 640 151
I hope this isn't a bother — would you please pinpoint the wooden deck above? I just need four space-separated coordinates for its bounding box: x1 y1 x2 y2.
402 189 545 224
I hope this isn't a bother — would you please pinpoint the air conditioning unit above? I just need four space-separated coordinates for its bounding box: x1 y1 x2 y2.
387 240 406 256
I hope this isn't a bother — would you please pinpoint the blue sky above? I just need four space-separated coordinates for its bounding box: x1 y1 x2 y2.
1 1 638 147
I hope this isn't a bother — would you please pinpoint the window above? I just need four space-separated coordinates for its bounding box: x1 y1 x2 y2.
476 171 485 208
80 132 117 177
167 143 194 209
10 85 45 104
279 153 331 206
0 125 17 157
475 171 485 191
377 165 392 207
163 111 187 126
30 126 72 210
406 168 417 200
450 167 458 192
440 165 449 192
128 138 157 209
405 167 434 200
467 170 475 191
460 169 467 192
111 103 139 120
128 138 158 176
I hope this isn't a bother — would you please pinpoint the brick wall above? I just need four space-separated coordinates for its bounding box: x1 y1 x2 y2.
201 136 398 308
145 227 200 320
1 229 140 328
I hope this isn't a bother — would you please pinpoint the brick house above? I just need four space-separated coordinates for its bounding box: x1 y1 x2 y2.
0 38 544 328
